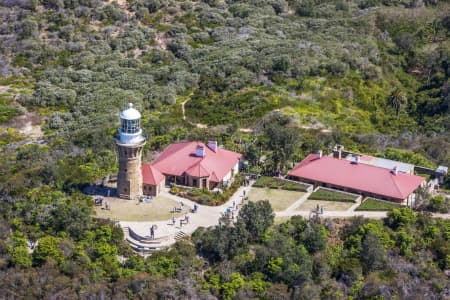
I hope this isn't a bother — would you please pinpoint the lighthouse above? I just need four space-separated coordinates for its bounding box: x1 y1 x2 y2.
116 102 146 199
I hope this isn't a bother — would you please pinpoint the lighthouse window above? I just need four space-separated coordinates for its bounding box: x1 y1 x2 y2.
121 119 140 134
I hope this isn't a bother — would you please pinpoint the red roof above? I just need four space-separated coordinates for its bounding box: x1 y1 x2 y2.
150 141 242 183
142 164 165 185
288 154 425 200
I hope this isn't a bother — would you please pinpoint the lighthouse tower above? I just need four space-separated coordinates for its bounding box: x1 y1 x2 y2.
116 103 146 199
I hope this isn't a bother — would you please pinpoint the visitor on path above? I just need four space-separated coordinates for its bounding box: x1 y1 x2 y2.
193 204 198 213
320 206 324 214
180 219 183 228
185 214 189 224
150 226 155 240
316 204 320 212
231 211 234 220
243 189 246 197
172 217 176 225
105 201 110 210
233 200 236 209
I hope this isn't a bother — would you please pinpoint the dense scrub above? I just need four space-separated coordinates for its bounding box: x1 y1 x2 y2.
0 0 449 297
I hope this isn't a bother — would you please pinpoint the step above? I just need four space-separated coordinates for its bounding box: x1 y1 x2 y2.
175 231 187 240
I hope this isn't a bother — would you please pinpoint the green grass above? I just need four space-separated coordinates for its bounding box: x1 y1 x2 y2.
308 188 357 202
253 176 308 192
355 198 401 211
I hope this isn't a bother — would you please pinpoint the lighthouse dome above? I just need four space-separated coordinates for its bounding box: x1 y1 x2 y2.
118 102 145 144
120 102 141 120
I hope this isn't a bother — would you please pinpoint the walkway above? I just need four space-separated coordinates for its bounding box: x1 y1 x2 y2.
119 181 254 250
119 182 450 253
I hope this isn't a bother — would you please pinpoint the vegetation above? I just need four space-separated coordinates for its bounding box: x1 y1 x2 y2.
0 0 448 297
308 188 358 202
170 175 242 206
253 176 308 192
356 198 402 211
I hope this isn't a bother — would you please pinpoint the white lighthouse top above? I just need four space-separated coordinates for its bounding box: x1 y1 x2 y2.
120 102 141 120
118 102 145 145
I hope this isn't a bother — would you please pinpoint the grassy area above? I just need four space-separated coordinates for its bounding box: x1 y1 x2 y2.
248 187 304 211
253 176 308 192
308 188 357 202
355 198 401 211
93 196 190 222
297 200 354 211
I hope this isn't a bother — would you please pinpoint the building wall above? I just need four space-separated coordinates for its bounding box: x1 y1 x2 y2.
289 175 408 203
143 181 164 197
221 161 240 186
186 175 209 189
117 142 145 199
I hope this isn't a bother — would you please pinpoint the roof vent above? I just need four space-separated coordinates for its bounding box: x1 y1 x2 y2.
196 145 205 157
391 166 398 176
207 140 217 153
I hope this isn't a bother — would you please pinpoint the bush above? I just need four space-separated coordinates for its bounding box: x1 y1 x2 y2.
308 188 357 202
253 176 308 192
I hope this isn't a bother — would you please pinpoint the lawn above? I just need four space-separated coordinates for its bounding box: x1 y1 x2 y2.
248 187 304 211
308 188 358 202
355 198 401 211
93 196 190 222
297 200 354 211
253 176 309 192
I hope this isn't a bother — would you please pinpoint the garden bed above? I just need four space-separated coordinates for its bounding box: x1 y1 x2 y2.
355 198 402 211
169 176 242 206
253 176 308 192
308 188 357 202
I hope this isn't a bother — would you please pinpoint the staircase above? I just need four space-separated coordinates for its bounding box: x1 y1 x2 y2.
121 226 180 255
174 231 187 240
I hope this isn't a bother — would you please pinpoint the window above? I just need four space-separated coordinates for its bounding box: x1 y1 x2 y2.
121 119 140 134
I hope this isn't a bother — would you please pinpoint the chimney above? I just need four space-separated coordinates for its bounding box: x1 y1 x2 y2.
317 150 323 159
207 140 217 153
196 145 205 157
391 166 398 176
333 145 344 159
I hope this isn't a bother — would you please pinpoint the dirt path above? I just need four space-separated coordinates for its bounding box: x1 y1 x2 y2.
180 95 208 128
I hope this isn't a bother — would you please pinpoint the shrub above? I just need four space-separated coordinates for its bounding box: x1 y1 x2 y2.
308 188 357 202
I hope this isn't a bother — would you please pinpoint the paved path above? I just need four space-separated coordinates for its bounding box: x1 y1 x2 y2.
120 182 450 251
283 191 311 213
120 182 253 245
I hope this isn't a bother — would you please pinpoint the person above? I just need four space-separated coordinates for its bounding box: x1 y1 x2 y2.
316 204 320 212
185 214 189 224
233 200 236 209
150 226 155 240
320 206 324 214
172 217 176 225
243 189 246 197
194 204 198 213
180 219 183 228
105 201 110 210
180 201 184 208
231 211 234 220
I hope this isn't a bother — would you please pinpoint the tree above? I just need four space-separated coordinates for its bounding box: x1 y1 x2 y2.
387 88 408 117
302 223 328 253
238 201 274 243
361 231 386 274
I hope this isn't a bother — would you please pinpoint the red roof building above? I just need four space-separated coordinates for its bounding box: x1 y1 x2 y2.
142 141 242 196
288 153 425 203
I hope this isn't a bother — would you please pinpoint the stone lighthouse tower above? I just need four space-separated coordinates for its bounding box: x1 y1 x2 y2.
115 102 146 199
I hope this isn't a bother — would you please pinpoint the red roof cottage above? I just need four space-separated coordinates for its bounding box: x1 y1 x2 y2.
287 153 426 203
142 141 242 196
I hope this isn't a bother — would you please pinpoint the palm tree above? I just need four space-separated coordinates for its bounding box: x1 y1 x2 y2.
387 88 408 117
